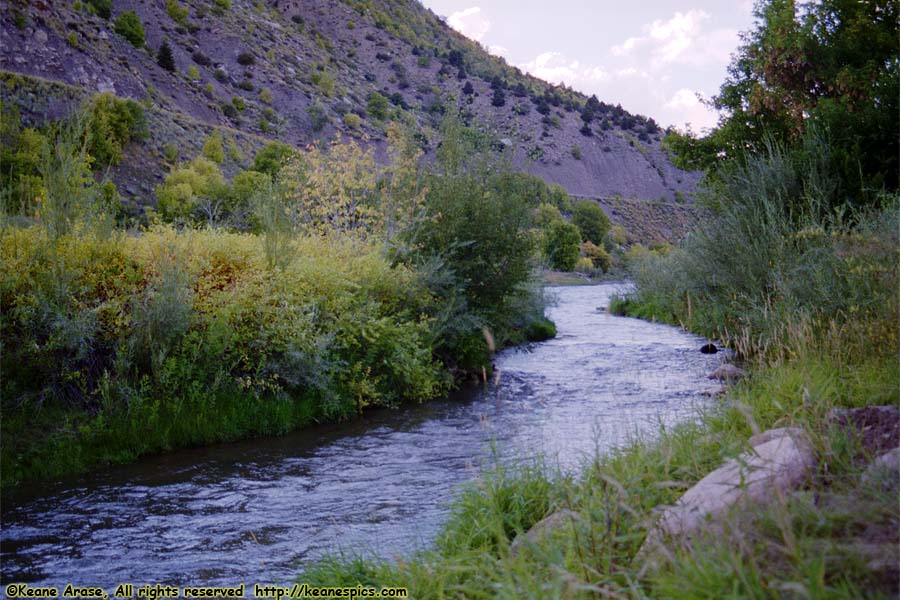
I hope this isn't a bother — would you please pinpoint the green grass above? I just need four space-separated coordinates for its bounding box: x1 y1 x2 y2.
298 346 898 598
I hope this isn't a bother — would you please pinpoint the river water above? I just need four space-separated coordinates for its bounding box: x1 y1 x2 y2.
1 283 724 588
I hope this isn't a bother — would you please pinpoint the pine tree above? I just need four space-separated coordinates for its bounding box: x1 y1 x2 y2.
491 87 505 108
157 40 175 72
462 81 474 96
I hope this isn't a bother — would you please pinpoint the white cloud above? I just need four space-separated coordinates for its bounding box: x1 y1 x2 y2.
664 88 718 131
610 10 736 68
518 52 609 87
447 7 490 42
487 44 509 58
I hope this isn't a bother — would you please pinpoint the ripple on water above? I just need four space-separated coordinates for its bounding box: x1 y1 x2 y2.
1 284 724 587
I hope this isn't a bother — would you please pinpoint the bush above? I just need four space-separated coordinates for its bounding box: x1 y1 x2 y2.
366 92 389 120
343 113 361 128
581 240 611 272
157 40 176 72
231 96 246 112
306 104 328 133
87 0 112 19
86 93 148 167
251 141 295 177
202 131 225 164
259 87 273 104
114 11 145 48
155 157 226 221
236 52 255 66
165 0 189 26
544 220 581 271
571 199 609 244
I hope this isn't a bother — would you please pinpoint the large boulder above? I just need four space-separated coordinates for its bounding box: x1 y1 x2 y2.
639 427 815 565
509 509 585 556
707 363 745 381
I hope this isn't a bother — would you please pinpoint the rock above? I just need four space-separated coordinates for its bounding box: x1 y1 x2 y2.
639 427 815 565
33 28 48 47
707 363 745 381
509 509 585 556
98 30 108 40
97 79 116 93
810 539 900 576
861 447 900 489
700 343 718 354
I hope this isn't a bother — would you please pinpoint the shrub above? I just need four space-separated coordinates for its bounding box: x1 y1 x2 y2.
251 141 295 177
187 65 200 80
544 220 581 271
571 200 609 244
462 81 474 96
202 131 225 164
306 104 328 133
114 11 145 48
66 31 79 48
238 80 253 92
231 96 246 112
214 0 231 10
236 52 255 66
343 113 361 128
570 145 582 160
310 71 335 97
581 240 611 272
491 88 505 107
192 51 212 67
86 93 148 167
366 92 389 120
259 87 273 104
155 157 226 221
87 0 112 19
157 40 176 72
165 0 189 26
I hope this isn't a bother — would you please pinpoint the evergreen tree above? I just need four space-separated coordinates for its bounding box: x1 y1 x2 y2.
157 40 176 72
491 88 506 108
462 81 474 96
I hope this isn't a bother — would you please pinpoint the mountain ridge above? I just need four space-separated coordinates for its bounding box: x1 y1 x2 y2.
1 0 700 218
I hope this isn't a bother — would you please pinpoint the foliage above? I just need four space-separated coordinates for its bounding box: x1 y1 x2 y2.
366 92 389 121
667 0 898 204
280 139 379 236
155 157 227 222
87 0 111 19
157 40 176 72
201 131 225 164
580 240 611 273
114 11 145 48
85 93 147 167
165 0 189 26
259 87 273 104
306 104 328 133
251 141 296 178
544 220 580 271
571 199 610 245
342 113 360 128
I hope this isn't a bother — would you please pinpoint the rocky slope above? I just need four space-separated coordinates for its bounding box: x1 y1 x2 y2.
1 0 700 219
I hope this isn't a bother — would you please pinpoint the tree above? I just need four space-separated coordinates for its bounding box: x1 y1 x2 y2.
572 200 610 245
114 11 145 48
544 220 580 271
667 0 899 202
462 81 474 96
157 40 175 71
491 87 506 108
251 141 296 177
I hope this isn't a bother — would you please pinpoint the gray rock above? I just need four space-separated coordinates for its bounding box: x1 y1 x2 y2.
707 363 745 381
861 447 900 489
98 30 108 40
639 428 815 565
509 509 584 556
33 29 48 47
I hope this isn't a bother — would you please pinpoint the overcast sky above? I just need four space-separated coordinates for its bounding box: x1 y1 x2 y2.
419 0 757 132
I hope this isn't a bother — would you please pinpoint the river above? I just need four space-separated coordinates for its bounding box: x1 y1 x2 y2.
1 283 724 587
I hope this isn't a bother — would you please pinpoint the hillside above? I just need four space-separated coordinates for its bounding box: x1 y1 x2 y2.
1 0 699 226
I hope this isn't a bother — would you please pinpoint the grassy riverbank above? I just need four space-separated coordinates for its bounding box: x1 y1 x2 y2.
298 202 899 597
0 106 562 488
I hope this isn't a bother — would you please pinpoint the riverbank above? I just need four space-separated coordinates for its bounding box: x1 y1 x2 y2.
299 315 898 598
298 191 899 595
0 224 553 489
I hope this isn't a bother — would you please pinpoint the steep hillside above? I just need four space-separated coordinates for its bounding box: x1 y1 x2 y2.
1 0 700 212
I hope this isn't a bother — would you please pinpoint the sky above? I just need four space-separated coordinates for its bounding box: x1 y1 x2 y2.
419 0 758 132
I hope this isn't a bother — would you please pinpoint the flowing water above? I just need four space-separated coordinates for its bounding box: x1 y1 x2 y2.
1 283 725 588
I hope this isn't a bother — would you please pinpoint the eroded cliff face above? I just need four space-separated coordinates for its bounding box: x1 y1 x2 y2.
1 0 700 216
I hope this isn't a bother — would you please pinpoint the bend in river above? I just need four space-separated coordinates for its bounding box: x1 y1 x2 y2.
1 283 725 586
